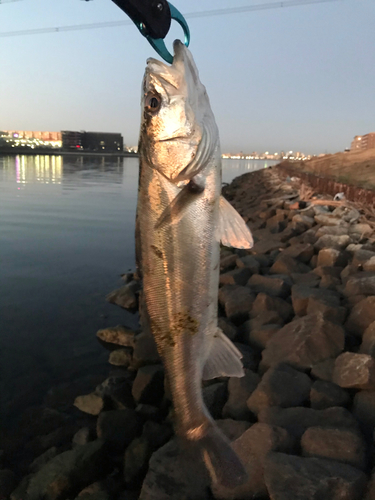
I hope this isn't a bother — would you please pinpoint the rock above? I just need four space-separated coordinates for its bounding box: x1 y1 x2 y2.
0 469 17 499
306 296 347 324
333 353 375 389
212 423 294 500
106 285 137 310
218 317 238 341
344 272 375 296
202 382 227 419
311 358 336 381
314 214 348 227
72 428 93 448
131 332 160 369
258 406 358 439
352 250 375 267
96 325 135 349
260 313 345 371
360 321 375 356
345 297 375 337
242 323 281 349
250 293 293 322
96 410 140 450
222 370 260 420
364 257 375 272
301 427 367 470
353 391 375 433
291 285 340 316
108 349 132 367
139 439 210 500
74 393 104 416
220 253 238 272
315 234 351 251
219 268 253 286
215 420 251 441
266 213 287 233
75 483 110 500
280 243 314 263
310 380 350 410
292 214 315 230
142 421 173 451
317 248 348 267
264 452 367 500
291 272 320 287
270 255 311 275
132 365 164 406
26 440 108 500
218 285 255 325
350 223 373 238
233 343 259 371
10 475 31 500
235 255 260 273
247 274 292 298
364 469 375 500
95 375 134 410
316 225 349 238
124 437 151 485
247 364 311 415
29 447 58 472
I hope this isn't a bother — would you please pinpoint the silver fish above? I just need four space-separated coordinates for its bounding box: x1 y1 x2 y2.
136 40 253 488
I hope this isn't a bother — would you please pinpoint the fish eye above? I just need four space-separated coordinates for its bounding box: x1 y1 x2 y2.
145 92 161 114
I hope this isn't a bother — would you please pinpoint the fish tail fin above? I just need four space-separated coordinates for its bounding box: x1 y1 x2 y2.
198 424 247 489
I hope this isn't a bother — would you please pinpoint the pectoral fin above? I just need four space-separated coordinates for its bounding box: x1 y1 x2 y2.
155 178 205 230
202 328 244 380
219 196 254 249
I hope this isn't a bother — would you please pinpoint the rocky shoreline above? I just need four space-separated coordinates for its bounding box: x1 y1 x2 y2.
3 165 375 499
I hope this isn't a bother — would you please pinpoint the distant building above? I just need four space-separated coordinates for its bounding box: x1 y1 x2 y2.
351 133 375 151
61 131 83 150
1 130 62 148
81 132 123 152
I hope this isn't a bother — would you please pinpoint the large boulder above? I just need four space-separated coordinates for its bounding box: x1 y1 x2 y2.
260 313 345 371
264 452 367 500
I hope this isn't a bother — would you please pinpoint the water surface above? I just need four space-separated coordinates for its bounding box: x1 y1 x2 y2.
0 155 276 424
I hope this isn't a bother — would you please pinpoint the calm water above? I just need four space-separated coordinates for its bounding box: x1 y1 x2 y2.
0 155 275 424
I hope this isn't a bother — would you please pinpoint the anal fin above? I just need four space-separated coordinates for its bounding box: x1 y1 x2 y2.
219 196 254 249
202 328 244 380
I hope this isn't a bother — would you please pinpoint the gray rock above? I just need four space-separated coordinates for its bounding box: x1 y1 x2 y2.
95 375 134 410
301 426 367 470
360 321 375 356
215 420 251 441
96 325 135 349
108 349 132 367
291 284 340 316
29 447 58 473
264 452 367 500
218 285 255 325
353 391 375 432
280 243 314 263
235 255 260 273
306 296 347 324
291 272 320 287
317 247 348 268
132 365 164 406
131 332 161 369
124 437 151 485
350 223 373 238
247 274 292 298
222 369 260 420
233 343 258 371
220 253 238 272
270 255 311 275
96 410 140 450
315 234 351 251
260 313 345 371
345 296 375 337
250 292 293 322
333 352 375 389
316 225 349 238
344 272 375 296
26 440 108 500
247 364 311 415
292 214 315 230
364 256 375 272
310 380 350 410
72 428 93 448
106 285 137 310
258 406 358 439
311 358 336 381
352 250 375 267
212 423 294 500
74 393 104 416
219 268 253 286
314 214 349 227
139 439 210 500
202 382 227 419
242 323 281 349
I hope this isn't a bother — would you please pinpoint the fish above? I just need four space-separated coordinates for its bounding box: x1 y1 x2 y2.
135 39 254 489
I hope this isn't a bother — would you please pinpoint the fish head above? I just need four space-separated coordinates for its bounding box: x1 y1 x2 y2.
139 40 218 182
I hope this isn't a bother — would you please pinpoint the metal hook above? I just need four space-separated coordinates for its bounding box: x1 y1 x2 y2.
138 2 190 64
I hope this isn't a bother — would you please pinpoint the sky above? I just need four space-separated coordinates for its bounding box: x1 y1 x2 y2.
0 0 374 155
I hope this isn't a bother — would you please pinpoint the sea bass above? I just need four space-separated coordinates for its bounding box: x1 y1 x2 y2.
136 40 253 488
